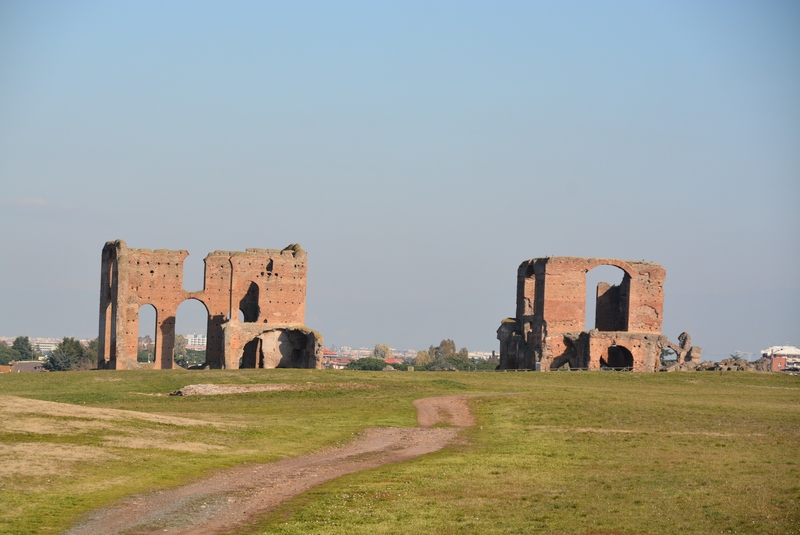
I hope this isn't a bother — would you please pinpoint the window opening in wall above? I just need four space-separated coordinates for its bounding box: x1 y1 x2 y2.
660 346 678 366
182 253 205 292
585 265 628 332
239 282 260 322
175 299 209 369
137 304 156 363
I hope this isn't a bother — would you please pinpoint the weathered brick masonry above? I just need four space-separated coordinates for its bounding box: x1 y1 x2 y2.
98 240 322 370
497 256 700 372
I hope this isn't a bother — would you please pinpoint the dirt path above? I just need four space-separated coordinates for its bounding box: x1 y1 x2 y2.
64 394 476 535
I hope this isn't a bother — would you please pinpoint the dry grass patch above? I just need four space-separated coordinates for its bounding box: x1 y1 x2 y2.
0 443 118 478
0 395 222 427
100 435 227 452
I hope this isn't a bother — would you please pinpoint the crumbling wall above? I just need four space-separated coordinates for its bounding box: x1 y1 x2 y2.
98 240 321 370
497 319 534 370
98 242 189 370
222 323 323 369
497 256 698 372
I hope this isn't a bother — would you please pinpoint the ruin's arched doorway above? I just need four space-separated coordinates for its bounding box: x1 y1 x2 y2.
175 298 209 369
137 304 156 364
601 344 633 370
585 265 631 332
235 329 314 369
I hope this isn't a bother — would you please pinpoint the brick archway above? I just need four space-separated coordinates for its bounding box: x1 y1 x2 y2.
602 344 634 370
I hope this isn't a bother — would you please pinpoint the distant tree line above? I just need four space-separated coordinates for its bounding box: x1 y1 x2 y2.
137 334 206 368
46 338 97 371
346 357 392 371
413 339 499 371
0 336 97 371
0 337 42 365
345 340 498 371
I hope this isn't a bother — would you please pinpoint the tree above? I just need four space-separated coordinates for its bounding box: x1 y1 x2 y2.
12 337 39 361
86 339 99 360
443 347 471 370
174 335 187 363
415 340 471 371
729 351 750 362
138 335 154 363
472 357 499 371
428 339 467 369
414 350 432 367
139 335 153 349
176 349 206 369
371 343 393 361
0 345 19 365
438 339 457 358
45 337 93 371
74 338 98 370
346 357 388 371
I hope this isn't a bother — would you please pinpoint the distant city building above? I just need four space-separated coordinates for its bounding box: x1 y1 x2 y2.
32 339 59 354
186 333 207 349
1 337 91 357
468 351 495 360
762 345 800 372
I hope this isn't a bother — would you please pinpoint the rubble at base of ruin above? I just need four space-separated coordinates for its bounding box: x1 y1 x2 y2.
497 256 701 372
97 240 323 370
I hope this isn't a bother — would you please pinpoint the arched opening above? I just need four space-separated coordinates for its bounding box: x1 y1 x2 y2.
660 346 678 366
585 265 630 332
182 253 205 293
601 344 633 370
137 304 156 363
239 282 260 323
175 299 209 369
239 337 261 368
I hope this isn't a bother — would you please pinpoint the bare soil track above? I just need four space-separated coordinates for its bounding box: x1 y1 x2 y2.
64 394 476 535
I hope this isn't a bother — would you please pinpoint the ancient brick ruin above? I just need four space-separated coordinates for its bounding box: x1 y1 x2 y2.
98 240 323 370
497 256 701 372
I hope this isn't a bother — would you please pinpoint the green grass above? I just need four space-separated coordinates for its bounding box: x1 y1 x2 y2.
1 370 798 534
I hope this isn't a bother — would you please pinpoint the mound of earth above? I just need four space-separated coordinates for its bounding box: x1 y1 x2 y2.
170 383 302 396
170 382 377 396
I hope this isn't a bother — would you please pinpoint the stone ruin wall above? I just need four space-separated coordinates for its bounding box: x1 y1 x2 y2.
223 323 322 370
98 240 322 370
498 256 700 372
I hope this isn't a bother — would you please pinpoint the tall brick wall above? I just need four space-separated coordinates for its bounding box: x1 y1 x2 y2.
499 256 673 372
98 240 313 370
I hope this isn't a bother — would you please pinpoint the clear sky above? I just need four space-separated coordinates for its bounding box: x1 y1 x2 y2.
1 1 798 360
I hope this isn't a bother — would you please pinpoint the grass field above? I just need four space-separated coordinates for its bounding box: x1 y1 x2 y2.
1 369 798 534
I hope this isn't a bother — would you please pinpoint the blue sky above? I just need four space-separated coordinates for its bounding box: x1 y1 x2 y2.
1 1 798 360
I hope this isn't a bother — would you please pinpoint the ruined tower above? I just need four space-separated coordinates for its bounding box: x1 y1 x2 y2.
497 256 700 372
